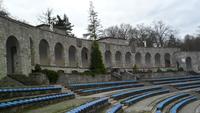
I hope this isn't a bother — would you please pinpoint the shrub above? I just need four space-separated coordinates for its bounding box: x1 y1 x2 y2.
90 41 106 74
71 70 79 74
147 69 153 73
157 68 162 73
133 64 138 73
178 67 184 71
41 69 58 84
32 64 42 72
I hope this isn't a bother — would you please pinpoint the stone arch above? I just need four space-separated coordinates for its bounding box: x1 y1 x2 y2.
135 52 141 67
6 36 21 74
69 45 77 67
81 47 89 67
105 51 112 67
164 53 171 67
30 38 34 65
145 52 151 67
39 39 50 65
155 53 161 67
115 51 122 67
54 42 65 66
125 52 132 67
186 57 192 71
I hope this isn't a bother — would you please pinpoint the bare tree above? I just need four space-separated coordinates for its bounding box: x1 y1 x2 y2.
152 21 175 47
0 0 9 16
38 8 56 25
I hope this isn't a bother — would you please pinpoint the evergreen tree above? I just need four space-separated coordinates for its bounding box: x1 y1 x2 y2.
90 41 106 74
87 1 102 40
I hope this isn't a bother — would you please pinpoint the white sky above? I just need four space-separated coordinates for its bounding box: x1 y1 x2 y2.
3 0 200 38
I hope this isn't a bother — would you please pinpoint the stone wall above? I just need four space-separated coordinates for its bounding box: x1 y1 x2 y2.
0 15 199 79
57 73 111 86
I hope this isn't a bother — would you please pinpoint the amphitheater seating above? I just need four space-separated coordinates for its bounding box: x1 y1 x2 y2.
78 83 144 95
123 89 170 106
0 86 62 99
106 104 122 113
111 86 162 100
0 92 75 111
177 84 200 90
173 81 200 88
68 80 138 90
67 97 109 113
169 96 197 113
155 93 189 112
146 75 200 82
152 77 200 85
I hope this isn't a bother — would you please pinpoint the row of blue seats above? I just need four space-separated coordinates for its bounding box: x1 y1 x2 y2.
0 86 62 93
153 77 200 85
79 83 144 94
106 104 122 113
0 92 75 109
69 80 137 90
169 96 197 113
177 84 200 90
111 86 162 100
123 89 170 106
173 81 200 87
67 97 109 113
146 75 200 82
155 93 189 112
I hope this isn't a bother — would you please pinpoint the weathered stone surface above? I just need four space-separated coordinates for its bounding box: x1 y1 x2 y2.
0 15 199 79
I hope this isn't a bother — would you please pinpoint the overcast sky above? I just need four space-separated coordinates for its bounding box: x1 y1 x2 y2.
3 0 200 38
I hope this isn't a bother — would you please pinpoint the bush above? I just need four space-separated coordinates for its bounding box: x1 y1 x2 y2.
32 64 58 84
41 69 58 84
178 67 184 71
32 64 42 72
133 64 138 73
157 68 162 73
90 41 106 74
71 70 79 74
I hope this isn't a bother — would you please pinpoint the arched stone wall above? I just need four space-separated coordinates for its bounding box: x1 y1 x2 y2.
39 39 50 65
54 42 65 66
164 53 171 67
81 47 89 67
6 36 21 74
135 52 142 67
69 45 77 67
115 51 122 67
125 52 132 67
105 51 112 67
186 57 192 71
145 52 151 67
155 53 161 67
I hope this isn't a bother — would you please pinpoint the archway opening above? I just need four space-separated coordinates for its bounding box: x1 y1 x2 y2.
135 52 141 67
69 45 77 67
155 53 161 67
105 51 112 67
164 53 171 67
115 51 122 67
6 36 21 74
186 57 192 71
81 47 89 67
39 39 50 65
145 53 151 67
125 52 132 67
54 43 64 66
